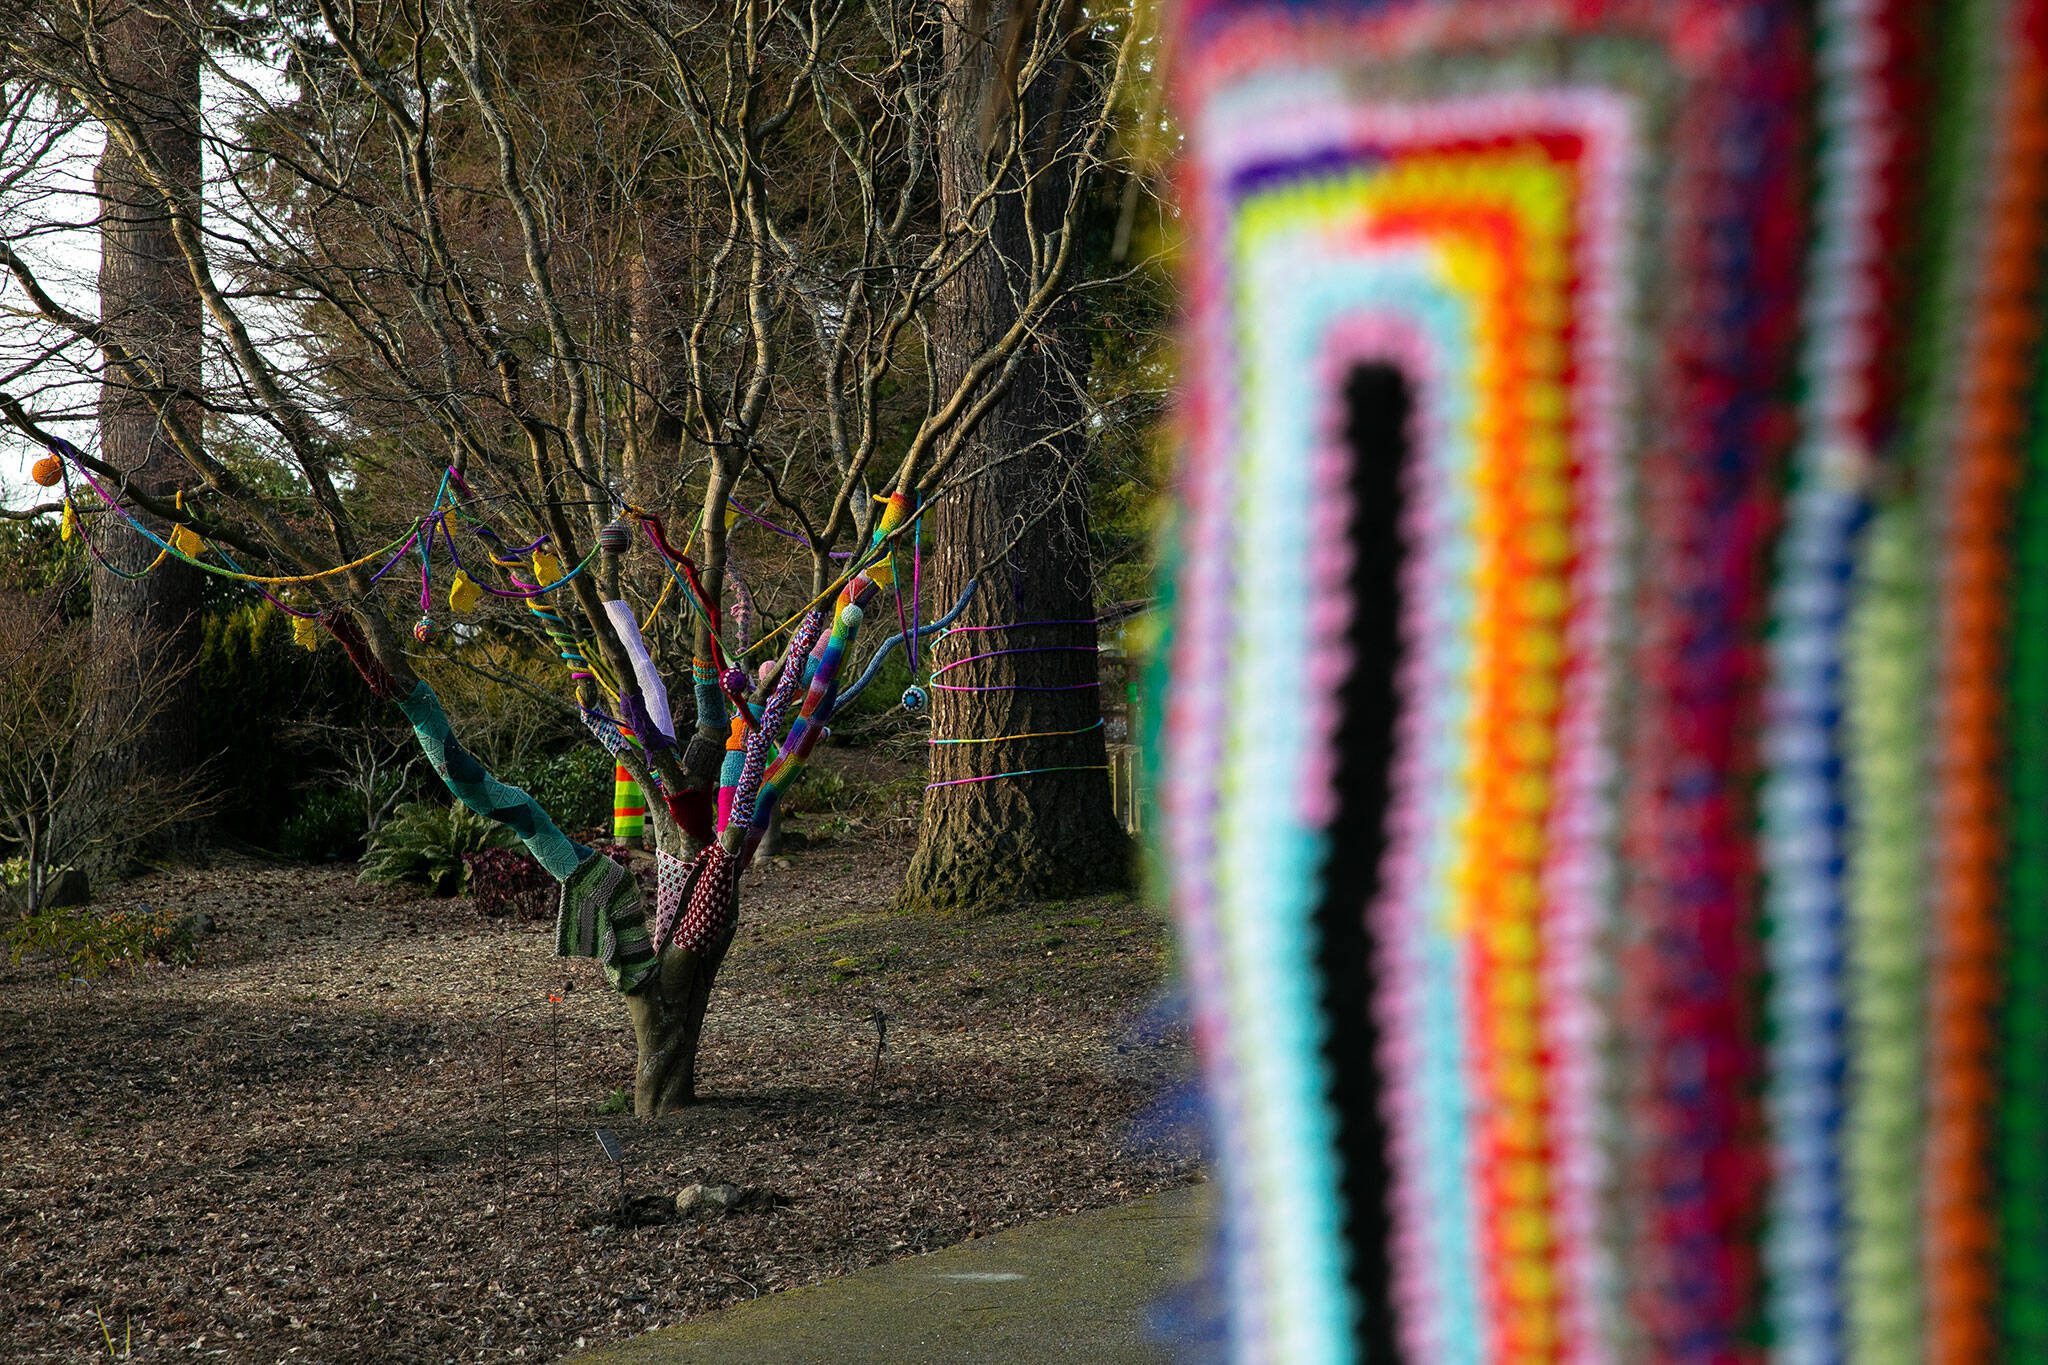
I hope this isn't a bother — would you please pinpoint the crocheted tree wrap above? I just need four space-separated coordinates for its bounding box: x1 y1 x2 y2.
618 690 672 753
663 789 715 844
325 613 404 701
731 609 826 832
682 729 726 786
603 598 677 742
671 843 740 957
581 708 651 780
652 848 697 952
555 852 657 994
613 766 646 841
396 681 590 881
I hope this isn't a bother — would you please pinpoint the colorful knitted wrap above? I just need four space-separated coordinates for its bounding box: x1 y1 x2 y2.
1158 0 2048 1360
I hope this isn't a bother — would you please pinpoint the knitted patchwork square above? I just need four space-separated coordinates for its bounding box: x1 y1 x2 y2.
555 852 657 994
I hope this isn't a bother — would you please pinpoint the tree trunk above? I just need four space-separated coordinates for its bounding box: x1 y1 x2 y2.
627 935 729 1115
904 1 1128 911
89 5 205 861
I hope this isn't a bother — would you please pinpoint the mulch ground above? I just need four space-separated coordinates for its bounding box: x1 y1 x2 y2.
0 821 1198 1362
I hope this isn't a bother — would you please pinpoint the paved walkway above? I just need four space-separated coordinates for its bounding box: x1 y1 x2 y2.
571 1182 1209 1364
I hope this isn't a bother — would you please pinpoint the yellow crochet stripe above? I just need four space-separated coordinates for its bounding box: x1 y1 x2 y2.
930 720 1105 745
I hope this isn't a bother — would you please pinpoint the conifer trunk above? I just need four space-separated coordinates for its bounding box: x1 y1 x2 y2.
904 0 1128 911
90 6 205 858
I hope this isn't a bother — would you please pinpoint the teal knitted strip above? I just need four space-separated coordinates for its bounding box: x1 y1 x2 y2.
397 681 590 881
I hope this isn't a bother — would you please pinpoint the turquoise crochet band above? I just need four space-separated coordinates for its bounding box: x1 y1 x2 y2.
397 680 590 881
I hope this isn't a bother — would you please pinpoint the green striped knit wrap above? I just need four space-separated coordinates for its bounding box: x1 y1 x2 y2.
555 853 657 993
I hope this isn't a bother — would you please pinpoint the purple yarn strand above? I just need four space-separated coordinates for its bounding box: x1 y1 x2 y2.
927 644 1097 679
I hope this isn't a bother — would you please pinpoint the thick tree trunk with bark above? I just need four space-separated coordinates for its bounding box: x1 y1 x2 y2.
90 5 205 856
627 933 729 1114
904 1 1128 911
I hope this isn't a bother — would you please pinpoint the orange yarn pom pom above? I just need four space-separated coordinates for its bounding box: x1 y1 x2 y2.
31 454 62 487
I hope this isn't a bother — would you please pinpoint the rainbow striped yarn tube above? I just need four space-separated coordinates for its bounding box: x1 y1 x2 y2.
1159 0 2048 1358
612 765 646 844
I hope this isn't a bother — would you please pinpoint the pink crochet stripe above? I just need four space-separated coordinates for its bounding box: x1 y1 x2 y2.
1162 127 1263 1342
1533 89 1636 1365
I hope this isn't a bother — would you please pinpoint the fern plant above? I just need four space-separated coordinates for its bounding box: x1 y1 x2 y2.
359 801 514 896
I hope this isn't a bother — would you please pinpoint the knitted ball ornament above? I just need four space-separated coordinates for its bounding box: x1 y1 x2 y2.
599 519 633 554
414 614 439 643
902 685 928 712
722 666 750 698
838 603 863 629
30 454 61 487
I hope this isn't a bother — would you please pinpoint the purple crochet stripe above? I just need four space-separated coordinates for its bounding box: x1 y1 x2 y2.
729 499 852 557
939 618 1100 633
928 644 1097 679
441 523 582 599
931 681 1103 693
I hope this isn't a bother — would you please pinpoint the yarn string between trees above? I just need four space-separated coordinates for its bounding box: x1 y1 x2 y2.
915 617 1114 794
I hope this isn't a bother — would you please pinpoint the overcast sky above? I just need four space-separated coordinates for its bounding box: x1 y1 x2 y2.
1 53 285 513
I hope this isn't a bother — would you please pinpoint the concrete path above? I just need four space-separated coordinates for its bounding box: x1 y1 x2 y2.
570 1182 1209 1364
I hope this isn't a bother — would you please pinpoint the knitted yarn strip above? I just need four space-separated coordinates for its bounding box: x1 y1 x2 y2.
396 681 590 882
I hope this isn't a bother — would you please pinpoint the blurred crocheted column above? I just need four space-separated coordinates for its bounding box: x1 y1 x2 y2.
1159 2 1805 1360
1159 0 2048 1360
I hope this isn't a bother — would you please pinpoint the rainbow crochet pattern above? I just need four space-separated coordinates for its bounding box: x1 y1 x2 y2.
1154 0 2048 1359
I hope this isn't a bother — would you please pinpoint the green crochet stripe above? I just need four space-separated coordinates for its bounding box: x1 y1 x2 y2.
556 852 657 994
396 681 589 881
2002 306 2048 1355
1845 500 1929 1365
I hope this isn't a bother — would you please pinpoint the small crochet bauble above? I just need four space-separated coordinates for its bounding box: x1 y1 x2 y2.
31 454 62 487
838 603 863 629
598 519 633 554
901 685 928 713
721 666 750 697
414 614 439 643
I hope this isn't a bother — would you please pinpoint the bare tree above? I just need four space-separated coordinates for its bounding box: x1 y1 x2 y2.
0 584 212 913
0 0 1145 1113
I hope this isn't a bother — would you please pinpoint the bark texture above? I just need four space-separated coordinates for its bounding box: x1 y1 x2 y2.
904 2 1128 911
90 3 206 857
627 933 730 1115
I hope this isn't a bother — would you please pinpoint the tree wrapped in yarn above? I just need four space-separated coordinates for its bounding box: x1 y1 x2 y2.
0 0 1146 1128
